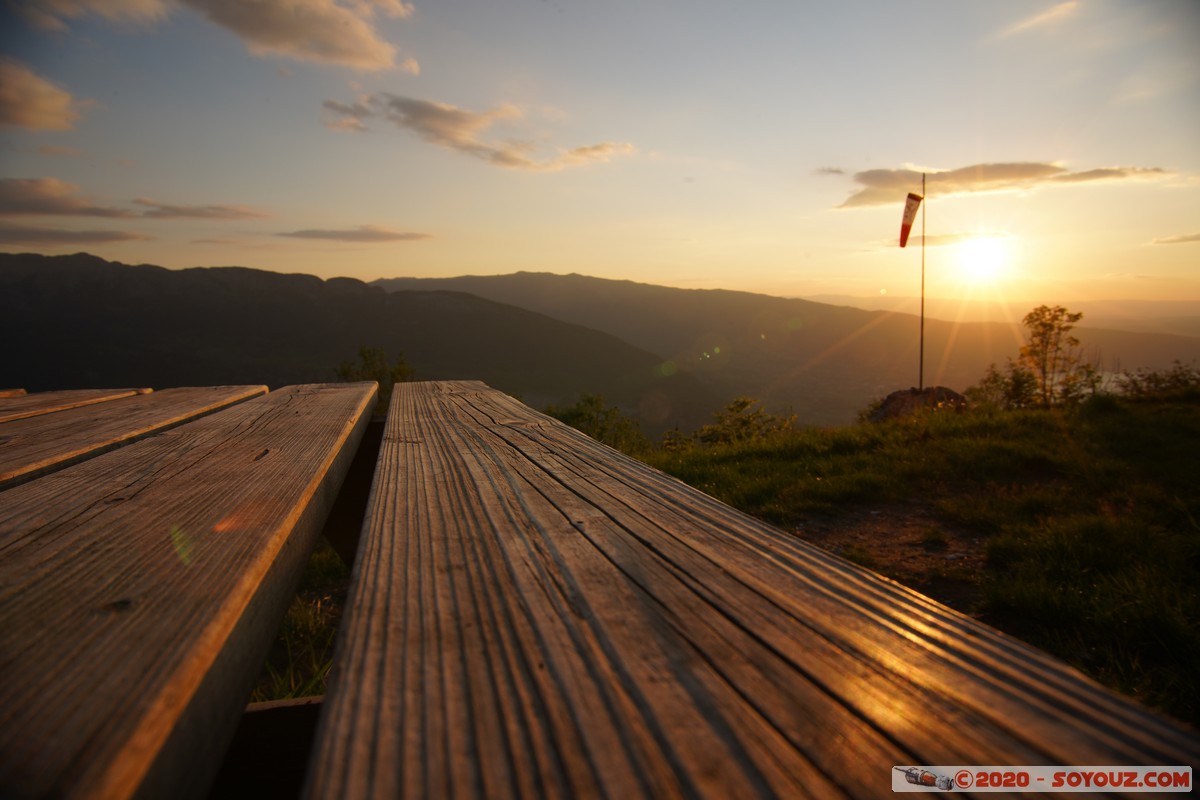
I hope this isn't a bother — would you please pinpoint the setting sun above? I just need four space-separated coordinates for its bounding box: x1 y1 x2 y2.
956 236 1011 285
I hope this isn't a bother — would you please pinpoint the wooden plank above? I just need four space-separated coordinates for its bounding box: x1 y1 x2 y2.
0 388 27 398
0 382 377 800
306 380 1200 799
0 385 265 490
0 387 151 423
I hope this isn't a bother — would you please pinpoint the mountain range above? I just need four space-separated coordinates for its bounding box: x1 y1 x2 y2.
0 253 715 431
5 253 1199 430
374 272 1200 424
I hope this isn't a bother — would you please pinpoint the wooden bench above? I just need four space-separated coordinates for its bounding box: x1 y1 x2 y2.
0 382 377 799
306 380 1198 798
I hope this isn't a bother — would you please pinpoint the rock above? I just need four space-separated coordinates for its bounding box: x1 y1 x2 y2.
868 386 967 422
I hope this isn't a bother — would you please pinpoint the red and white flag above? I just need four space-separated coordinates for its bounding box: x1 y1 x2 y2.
899 191 923 247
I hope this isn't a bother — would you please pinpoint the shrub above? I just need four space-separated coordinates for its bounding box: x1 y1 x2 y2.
336 345 413 415
696 397 795 444
544 394 649 453
1117 360 1200 400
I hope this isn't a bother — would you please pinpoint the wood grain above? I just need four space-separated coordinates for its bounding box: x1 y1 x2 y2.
0 387 151 423
0 385 265 489
0 382 377 800
307 380 1199 800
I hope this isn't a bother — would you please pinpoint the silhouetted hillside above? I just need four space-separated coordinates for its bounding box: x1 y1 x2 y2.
0 254 716 431
375 272 1200 424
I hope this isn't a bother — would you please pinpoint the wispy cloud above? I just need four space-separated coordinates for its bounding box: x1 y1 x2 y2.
325 93 635 171
10 0 415 72
132 198 270 219
0 60 84 131
1152 233 1200 245
0 178 133 217
38 145 85 157
920 232 1008 247
1 176 276 224
1051 167 1166 183
177 0 416 71
9 0 168 31
999 1 1080 37
839 162 1167 208
0 221 149 244
0 178 270 222
322 98 374 132
278 224 430 243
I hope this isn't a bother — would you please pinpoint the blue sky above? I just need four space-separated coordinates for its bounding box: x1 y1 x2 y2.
1 0 1198 303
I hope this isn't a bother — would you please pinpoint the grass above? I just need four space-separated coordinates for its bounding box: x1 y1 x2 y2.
250 539 351 702
258 392 1200 727
642 394 1200 726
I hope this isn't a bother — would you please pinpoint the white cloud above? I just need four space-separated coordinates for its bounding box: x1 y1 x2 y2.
0 61 83 131
278 224 430 242
326 92 635 171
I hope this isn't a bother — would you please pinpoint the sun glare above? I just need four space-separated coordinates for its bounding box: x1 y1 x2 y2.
956 236 1010 285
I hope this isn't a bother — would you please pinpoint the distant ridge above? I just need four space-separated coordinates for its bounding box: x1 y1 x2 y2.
805 293 1200 338
375 272 1200 425
0 253 716 432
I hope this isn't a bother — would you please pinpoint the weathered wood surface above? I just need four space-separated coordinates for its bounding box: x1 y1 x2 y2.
0 385 265 489
307 380 1199 800
0 387 150 423
0 382 377 800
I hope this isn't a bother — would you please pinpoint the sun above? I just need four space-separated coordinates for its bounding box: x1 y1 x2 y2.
956 236 1010 285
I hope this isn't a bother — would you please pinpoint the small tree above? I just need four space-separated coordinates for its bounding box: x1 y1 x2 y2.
336 345 413 414
1019 304 1085 407
966 305 1100 410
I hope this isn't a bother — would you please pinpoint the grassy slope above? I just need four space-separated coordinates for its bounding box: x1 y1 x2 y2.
641 393 1200 727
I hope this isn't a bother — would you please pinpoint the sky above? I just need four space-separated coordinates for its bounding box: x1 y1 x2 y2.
1 0 1198 306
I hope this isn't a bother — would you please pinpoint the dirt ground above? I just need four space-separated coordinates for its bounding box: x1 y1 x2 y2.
790 502 989 617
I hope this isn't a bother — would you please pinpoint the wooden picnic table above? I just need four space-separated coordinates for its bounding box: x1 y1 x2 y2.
0 380 1196 799
0 383 376 799
304 381 1199 798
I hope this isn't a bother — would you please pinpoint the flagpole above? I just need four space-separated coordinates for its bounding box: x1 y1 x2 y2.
919 172 926 391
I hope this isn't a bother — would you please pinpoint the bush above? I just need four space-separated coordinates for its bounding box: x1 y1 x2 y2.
696 397 795 445
544 394 649 453
336 345 414 415
1117 360 1200 400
